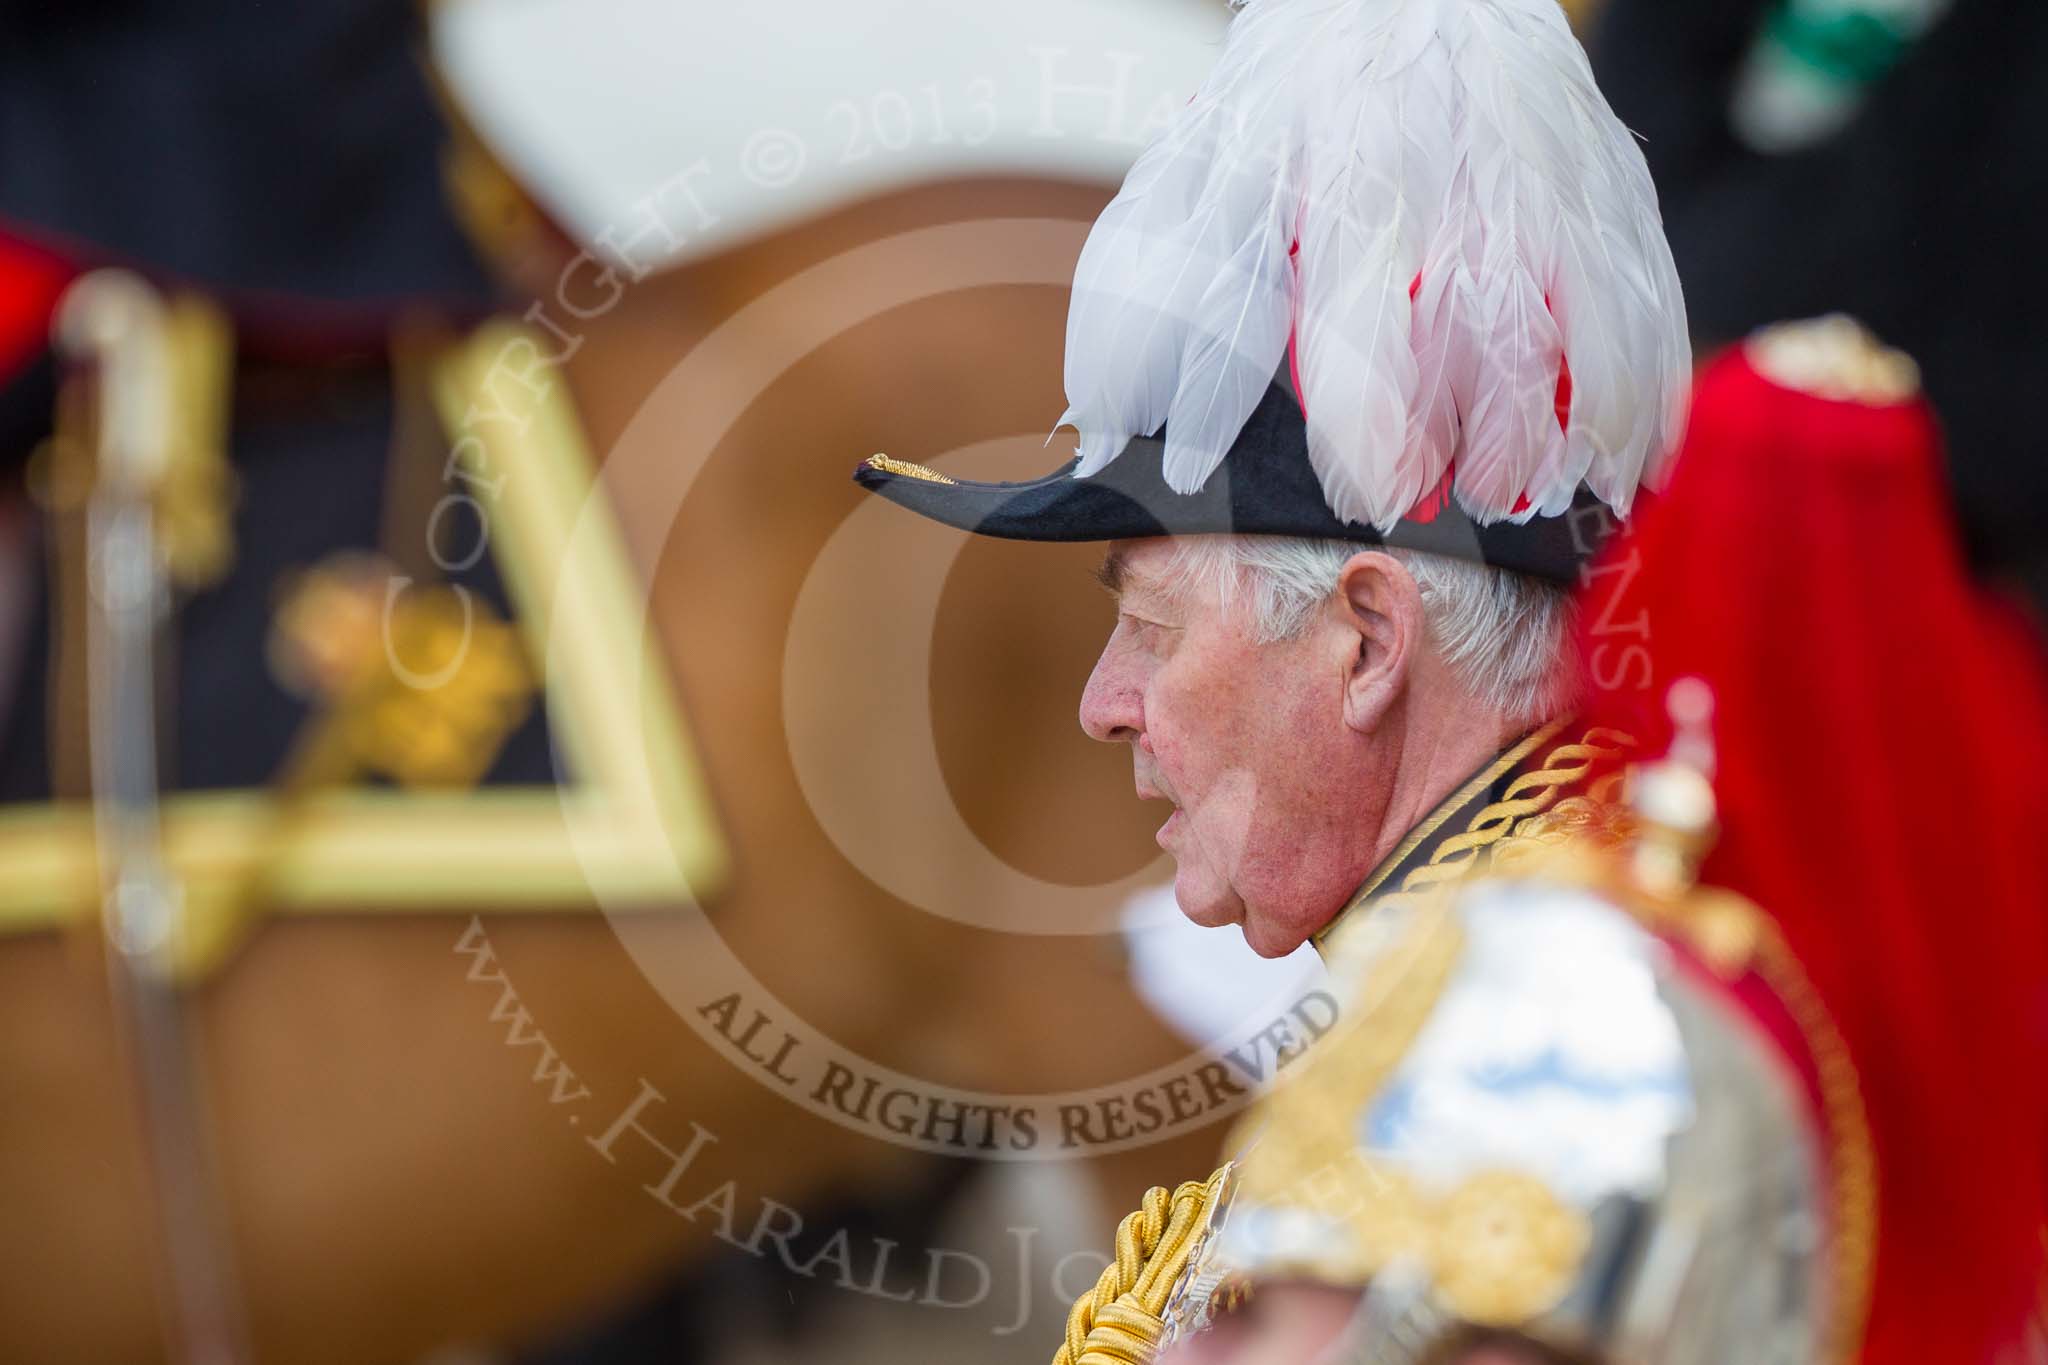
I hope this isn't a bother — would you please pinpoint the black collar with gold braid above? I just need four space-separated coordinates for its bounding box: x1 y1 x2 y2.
1314 719 1636 959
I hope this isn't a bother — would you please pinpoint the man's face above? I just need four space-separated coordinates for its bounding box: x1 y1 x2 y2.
1078 538 1383 956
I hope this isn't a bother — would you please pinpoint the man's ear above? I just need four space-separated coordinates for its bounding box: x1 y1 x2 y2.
1334 550 1423 734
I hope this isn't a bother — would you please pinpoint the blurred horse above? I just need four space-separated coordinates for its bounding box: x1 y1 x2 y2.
0 177 1231 1362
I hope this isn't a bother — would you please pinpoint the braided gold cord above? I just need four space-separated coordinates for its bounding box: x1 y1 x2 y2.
1054 1168 1230 1365
1398 728 1633 894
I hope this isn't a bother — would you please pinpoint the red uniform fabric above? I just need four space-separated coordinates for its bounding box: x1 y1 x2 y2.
0 227 72 385
1581 346 2048 1363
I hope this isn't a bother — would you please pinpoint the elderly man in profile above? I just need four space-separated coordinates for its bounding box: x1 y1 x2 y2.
1077 528 1582 958
865 426 1625 955
853 0 1688 962
861 386 1646 962
854 0 1699 1354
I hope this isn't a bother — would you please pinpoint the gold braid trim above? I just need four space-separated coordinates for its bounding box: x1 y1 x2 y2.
1395 726 1634 895
863 453 957 484
1054 1167 1231 1365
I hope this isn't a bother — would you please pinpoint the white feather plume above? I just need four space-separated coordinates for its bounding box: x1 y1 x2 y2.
1057 0 1691 530
1161 145 1298 492
1059 114 1224 474
1294 0 1450 526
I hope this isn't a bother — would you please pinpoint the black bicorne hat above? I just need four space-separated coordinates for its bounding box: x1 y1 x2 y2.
854 370 1618 586
854 0 1687 587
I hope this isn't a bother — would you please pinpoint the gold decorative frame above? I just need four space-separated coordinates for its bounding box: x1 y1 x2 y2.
0 323 729 979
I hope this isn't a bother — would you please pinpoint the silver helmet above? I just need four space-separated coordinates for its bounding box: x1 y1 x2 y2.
1161 883 1827 1364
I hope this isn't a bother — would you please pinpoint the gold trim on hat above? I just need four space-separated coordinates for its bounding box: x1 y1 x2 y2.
863 453 957 485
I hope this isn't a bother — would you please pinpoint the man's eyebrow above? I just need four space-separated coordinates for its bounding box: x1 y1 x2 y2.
1092 548 1127 599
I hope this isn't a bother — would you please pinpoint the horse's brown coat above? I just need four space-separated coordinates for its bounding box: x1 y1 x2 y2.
0 180 1228 1363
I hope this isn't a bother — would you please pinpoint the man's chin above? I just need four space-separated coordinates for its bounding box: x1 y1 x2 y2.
1173 892 1308 958
1237 917 1310 960
1169 873 1242 932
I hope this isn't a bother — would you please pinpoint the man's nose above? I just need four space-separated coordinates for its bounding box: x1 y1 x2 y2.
1079 636 1144 744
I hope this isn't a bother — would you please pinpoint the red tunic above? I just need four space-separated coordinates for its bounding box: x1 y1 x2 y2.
1583 341 2048 1364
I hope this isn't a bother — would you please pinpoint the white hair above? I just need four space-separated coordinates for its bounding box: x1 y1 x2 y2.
1162 537 1581 727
